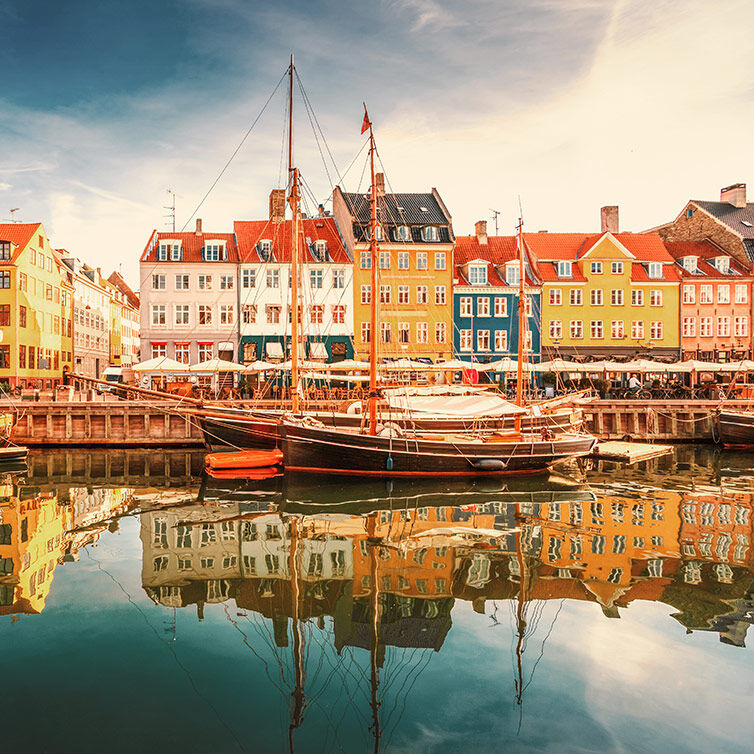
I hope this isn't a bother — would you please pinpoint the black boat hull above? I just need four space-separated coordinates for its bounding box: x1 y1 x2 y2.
717 410 754 447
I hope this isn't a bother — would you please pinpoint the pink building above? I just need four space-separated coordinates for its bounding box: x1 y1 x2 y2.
665 240 754 361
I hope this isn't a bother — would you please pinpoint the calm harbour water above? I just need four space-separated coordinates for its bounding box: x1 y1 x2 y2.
2 447 754 753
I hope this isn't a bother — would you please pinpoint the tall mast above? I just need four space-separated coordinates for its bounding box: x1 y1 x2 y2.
287 55 301 414
366 109 379 436
288 515 305 751
515 216 526 430
367 513 382 753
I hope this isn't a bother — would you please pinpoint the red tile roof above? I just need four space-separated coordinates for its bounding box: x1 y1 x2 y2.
0 222 43 263
630 264 682 282
140 231 239 263
523 233 588 261
454 234 537 286
524 231 673 263
234 217 350 263
537 262 587 283
664 240 753 279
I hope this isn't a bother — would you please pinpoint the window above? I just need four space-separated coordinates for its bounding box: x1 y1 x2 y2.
397 251 410 270
151 305 166 325
650 321 663 340
494 297 507 316
629 320 643 340
219 275 234 290
682 317 696 338
434 251 446 270
700 284 713 304
459 297 472 316
175 343 190 363
18 272 26 292
648 262 662 279
570 320 583 339
570 289 583 306
557 261 572 278
717 316 730 337
310 305 324 325
477 330 490 351
590 261 603 274
152 274 165 290
220 305 234 325
379 285 391 304
611 320 624 339
398 322 410 344
718 284 730 304
266 269 280 288
631 289 644 306
611 261 624 274
424 226 439 242
241 269 256 289
240 304 257 325
0 345 10 369
506 266 520 286
0 305 9 326
309 269 323 289
360 285 371 305
416 322 428 343
435 286 446 305
714 257 731 274
549 289 562 306
18 344 26 369
682 284 695 304
379 251 391 270
175 305 189 325
396 225 410 241
416 285 428 305
175 274 189 290
435 322 447 343
0 241 10 260
700 316 713 337
170 244 182 261
398 285 409 304
417 252 428 270
549 320 562 339
45 284 53 301
494 330 507 351
151 343 167 358
360 251 371 269
611 289 624 306
380 322 391 343
198 305 212 325
650 289 662 307
590 320 603 339
332 305 345 324
734 316 748 337
469 265 487 285
198 274 212 290
203 244 223 261
735 283 748 303
590 289 603 306
198 343 213 361
333 270 345 289
477 297 490 316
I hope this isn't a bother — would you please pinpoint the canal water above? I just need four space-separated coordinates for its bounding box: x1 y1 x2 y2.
2 447 754 753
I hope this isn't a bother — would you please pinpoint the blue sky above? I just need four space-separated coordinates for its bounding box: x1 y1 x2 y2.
1 0 753 285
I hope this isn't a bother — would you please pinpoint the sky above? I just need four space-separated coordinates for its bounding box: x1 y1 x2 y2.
1 0 753 288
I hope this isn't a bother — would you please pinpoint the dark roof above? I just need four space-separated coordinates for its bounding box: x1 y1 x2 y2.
341 191 450 225
693 201 754 240
107 271 140 308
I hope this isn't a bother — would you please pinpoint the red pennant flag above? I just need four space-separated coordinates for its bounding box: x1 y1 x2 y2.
361 106 370 135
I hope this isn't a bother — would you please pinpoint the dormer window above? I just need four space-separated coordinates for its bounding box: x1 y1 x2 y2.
422 226 439 242
202 242 226 261
680 257 697 273
468 264 487 286
0 241 11 261
159 242 181 261
557 261 572 278
366 225 384 241
713 256 730 274
312 240 327 261
396 225 410 241
505 265 520 286
648 262 662 279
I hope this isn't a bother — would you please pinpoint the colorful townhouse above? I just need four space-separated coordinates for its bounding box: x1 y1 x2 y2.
0 222 74 389
235 190 354 364
332 175 454 363
529 208 681 361
664 240 754 361
453 220 540 365
139 220 239 366
107 272 141 366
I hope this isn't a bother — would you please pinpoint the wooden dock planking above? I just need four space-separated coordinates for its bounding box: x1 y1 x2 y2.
593 440 673 463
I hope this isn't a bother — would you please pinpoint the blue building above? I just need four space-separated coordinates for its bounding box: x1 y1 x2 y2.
452 221 541 377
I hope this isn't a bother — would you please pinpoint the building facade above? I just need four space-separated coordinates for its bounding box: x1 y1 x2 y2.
235 191 354 364
453 221 540 365
665 240 754 361
107 271 140 366
333 176 455 363
139 220 239 365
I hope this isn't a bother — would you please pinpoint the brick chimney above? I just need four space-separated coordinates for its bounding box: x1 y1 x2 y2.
475 220 488 245
374 172 385 197
269 189 286 223
195 218 202 234
600 205 619 234
721 183 747 208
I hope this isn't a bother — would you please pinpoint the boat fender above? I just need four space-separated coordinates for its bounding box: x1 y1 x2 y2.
473 458 507 471
346 401 361 415
386 456 394 471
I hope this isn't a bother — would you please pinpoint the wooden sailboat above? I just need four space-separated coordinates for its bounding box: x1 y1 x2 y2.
276 108 596 476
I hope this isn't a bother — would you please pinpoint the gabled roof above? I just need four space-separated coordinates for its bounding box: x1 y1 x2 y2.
340 191 450 225
107 270 140 308
525 232 673 263
140 231 239 263
537 262 587 283
692 200 754 240
0 222 43 263
664 240 752 279
234 217 350 264
454 234 537 286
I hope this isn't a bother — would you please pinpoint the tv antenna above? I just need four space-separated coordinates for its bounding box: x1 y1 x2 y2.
490 208 501 235
164 190 177 232
9 208 20 223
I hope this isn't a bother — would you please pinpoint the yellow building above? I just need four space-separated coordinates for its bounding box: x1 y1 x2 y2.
528 230 681 360
333 179 455 362
0 223 73 388
102 277 123 365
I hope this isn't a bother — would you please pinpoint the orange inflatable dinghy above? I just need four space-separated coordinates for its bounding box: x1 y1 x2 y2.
205 448 283 470
206 466 281 481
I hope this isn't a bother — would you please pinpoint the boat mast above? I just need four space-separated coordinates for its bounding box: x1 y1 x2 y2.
367 513 382 752
515 216 526 431
287 54 301 414
288 514 305 751
365 108 379 435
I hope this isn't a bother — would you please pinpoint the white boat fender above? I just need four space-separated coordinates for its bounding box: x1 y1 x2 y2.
473 458 507 471
346 401 361 415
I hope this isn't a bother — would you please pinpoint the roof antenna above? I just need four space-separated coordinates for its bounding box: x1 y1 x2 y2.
9 208 20 223
164 190 176 232
490 208 500 235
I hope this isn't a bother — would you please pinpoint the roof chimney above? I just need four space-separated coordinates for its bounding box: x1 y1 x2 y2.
600 205 619 234
374 172 385 197
195 218 202 235
269 189 286 223
721 183 747 208
475 220 488 245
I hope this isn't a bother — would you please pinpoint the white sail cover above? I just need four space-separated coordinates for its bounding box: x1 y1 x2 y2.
384 391 526 418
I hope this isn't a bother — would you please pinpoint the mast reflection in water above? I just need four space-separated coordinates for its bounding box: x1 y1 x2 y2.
1 447 754 752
